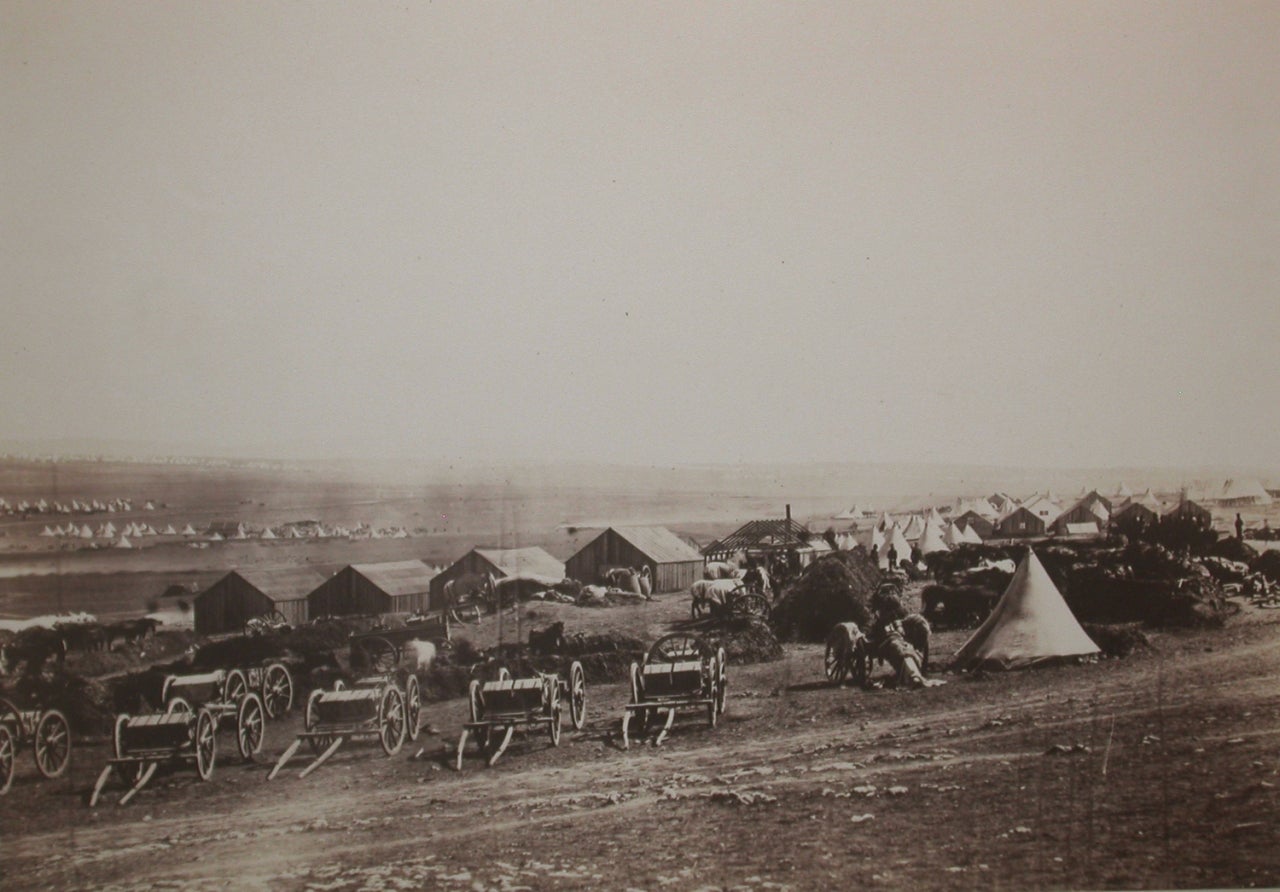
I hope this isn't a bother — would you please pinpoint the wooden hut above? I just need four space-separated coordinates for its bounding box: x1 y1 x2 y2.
194 568 324 634
428 546 564 611
307 560 437 618
995 506 1048 538
954 510 996 540
563 526 703 593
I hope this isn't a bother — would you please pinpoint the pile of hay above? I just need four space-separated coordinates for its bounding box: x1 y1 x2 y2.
701 617 783 665
771 549 881 642
1081 622 1152 659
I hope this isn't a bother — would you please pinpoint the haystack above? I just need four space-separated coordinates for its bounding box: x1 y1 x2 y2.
771 548 881 642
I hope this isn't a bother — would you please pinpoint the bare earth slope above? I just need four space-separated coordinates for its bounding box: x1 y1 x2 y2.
3 598 1279 891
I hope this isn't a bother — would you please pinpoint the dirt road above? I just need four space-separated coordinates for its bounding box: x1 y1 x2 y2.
4 611 1280 891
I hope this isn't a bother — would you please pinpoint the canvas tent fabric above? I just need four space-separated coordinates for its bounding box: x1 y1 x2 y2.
1219 478 1272 505
879 524 911 568
917 521 950 555
953 550 1099 670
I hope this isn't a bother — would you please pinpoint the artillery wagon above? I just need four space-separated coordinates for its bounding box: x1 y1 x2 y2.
824 615 930 689
621 633 726 748
268 636 421 779
90 699 220 806
0 697 71 796
824 622 869 687
455 659 587 769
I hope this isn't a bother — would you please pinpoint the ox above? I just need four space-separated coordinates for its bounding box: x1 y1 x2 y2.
703 561 743 580
105 617 161 650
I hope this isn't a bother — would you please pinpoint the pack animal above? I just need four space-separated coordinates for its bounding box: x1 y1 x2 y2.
689 578 744 614
703 562 743 580
56 621 109 653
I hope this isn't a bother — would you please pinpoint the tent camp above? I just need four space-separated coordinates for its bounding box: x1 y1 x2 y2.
1218 478 1272 507
952 550 1099 670
879 524 911 569
918 520 950 555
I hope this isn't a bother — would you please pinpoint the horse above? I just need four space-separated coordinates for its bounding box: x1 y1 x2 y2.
703 561 742 580
56 621 109 653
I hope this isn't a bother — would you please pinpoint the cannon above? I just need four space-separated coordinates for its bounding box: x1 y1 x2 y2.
621 633 725 748
0 697 72 796
90 700 218 806
824 622 868 687
268 637 420 779
455 660 587 769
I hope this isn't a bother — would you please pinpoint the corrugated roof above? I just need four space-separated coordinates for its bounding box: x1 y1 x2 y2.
233 568 326 603
349 560 438 597
473 547 565 579
610 526 703 564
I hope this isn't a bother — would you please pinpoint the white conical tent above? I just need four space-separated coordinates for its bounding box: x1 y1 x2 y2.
181 523 197 536
40 526 54 536
79 524 94 539
918 521 950 555
960 523 983 544
943 522 966 548
115 535 133 549
953 550 1099 670
876 512 894 532
208 532 223 541
163 524 177 535
260 527 276 539
901 515 925 541
880 524 911 568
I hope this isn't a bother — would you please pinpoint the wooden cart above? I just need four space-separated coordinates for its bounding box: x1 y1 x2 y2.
0 696 72 796
455 660 586 769
621 633 726 748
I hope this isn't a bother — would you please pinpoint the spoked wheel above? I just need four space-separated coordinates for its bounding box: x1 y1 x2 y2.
166 696 192 717
736 594 771 620
404 675 422 742
378 687 406 756
194 709 216 780
468 680 491 752
824 637 848 684
236 693 265 761
261 663 294 719
628 662 650 736
647 633 710 664
715 647 728 717
361 637 400 675
223 669 248 705
706 656 719 729
851 640 868 688
547 684 562 747
568 661 587 730
0 725 15 795
33 709 71 779
113 714 142 787
304 689 331 755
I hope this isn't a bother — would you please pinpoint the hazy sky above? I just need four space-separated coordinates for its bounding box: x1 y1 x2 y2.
3 3 1277 469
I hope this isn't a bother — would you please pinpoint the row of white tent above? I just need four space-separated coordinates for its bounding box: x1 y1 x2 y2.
2 497 156 515
40 522 412 542
830 510 981 569
42 521 198 539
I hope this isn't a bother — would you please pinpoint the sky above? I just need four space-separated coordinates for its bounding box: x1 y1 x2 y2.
2 2 1277 470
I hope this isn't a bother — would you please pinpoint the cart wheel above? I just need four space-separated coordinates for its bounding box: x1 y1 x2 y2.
707 656 719 729
223 669 248 705
378 687 406 756
467 679 491 753
496 666 511 682
737 594 771 620
628 662 650 736
261 663 294 719
851 639 868 688
304 689 331 755
236 693 265 761
361 637 400 675
194 709 216 780
165 696 192 717
113 714 142 787
33 709 71 779
160 675 176 705
648 632 710 664
824 636 848 684
0 725 15 795
715 647 728 717
568 661 587 730
548 706 562 746
405 675 422 743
